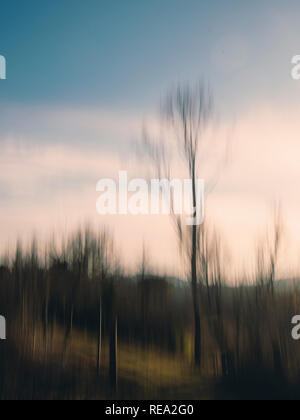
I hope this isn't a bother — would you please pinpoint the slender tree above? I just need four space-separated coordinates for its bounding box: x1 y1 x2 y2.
140 82 216 368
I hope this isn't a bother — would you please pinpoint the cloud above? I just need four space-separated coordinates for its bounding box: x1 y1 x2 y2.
0 104 146 152
1 103 300 277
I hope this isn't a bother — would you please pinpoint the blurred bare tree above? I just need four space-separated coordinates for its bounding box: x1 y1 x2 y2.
139 81 220 368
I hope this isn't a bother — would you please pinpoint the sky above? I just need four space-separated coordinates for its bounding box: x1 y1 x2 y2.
1 0 300 278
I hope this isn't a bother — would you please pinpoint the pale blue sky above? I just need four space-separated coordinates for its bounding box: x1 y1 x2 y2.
0 0 300 115
1 1 300 275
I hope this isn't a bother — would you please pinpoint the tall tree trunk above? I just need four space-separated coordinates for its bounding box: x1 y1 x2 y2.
109 314 118 393
106 281 118 393
192 274 201 367
97 295 102 374
191 164 201 367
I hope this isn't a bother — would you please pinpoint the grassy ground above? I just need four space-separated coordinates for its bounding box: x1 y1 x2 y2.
3 323 294 399
7 324 216 400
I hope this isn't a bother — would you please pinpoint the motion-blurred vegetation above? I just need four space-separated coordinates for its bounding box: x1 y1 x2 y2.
0 224 299 400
